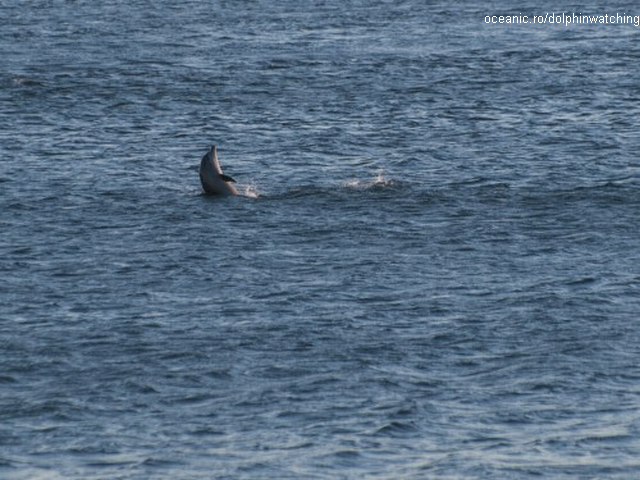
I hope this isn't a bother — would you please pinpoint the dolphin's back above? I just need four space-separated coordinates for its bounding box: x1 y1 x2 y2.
199 146 238 196
199 153 217 195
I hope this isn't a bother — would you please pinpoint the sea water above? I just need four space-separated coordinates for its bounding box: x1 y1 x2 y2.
1 1 640 478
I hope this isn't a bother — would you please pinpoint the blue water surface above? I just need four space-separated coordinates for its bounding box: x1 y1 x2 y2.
1 1 640 478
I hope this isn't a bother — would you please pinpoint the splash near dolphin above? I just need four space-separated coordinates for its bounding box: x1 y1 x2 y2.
199 145 238 196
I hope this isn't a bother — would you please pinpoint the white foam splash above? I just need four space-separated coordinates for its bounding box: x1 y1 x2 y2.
344 169 394 189
238 183 261 198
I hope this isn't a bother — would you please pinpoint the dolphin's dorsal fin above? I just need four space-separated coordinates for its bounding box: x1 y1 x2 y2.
220 174 236 183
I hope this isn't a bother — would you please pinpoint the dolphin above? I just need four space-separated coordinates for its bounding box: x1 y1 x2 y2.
199 145 238 196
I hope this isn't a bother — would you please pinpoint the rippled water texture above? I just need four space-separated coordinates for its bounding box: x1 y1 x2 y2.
2 1 640 478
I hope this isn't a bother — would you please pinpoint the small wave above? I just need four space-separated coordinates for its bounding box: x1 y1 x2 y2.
0 375 18 384
374 420 420 437
11 76 43 87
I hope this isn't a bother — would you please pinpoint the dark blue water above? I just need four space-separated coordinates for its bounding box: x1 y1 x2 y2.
2 1 640 478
